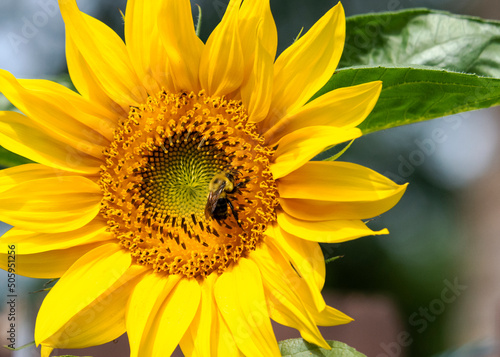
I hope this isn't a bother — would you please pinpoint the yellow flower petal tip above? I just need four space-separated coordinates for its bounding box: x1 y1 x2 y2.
40 345 53 357
0 1 406 355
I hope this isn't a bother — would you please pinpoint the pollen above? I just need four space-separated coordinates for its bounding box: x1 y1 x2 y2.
99 90 278 278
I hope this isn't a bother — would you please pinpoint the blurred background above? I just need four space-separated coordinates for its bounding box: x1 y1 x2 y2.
0 0 499 356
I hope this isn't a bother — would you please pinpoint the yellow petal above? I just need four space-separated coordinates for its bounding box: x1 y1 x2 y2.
267 224 326 309
241 33 274 123
0 112 101 174
277 211 388 243
180 293 241 357
239 0 277 114
0 218 110 253
0 241 111 279
216 310 242 357
215 258 280 357
0 70 109 159
278 161 408 220
41 345 53 357
0 176 101 233
0 164 69 193
35 243 146 348
133 278 201 356
159 0 204 92
66 34 122 114
251 244 330 349
179 274 218 357
265 81 382 145
263 3 345 131
270 126 361 179
59 0 145 107
266 226 352 328
125 0 174 94
127 273 181 357
313 305 353 327
199 0 244 96
18 77 117 140
239 0 277 62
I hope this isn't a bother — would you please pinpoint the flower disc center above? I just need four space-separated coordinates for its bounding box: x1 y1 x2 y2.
142 133 218 221
99 90 278 278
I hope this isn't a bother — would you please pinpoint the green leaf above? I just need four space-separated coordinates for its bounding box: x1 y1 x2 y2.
341 9 500 77
314 66 500 135
0 146 32 168
313 9 500 157
279 338 366 357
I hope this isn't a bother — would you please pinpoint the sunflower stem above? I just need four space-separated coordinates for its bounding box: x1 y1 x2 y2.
3 340 35 351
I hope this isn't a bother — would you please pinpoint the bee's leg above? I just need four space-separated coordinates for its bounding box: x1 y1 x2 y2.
234 177 254 192
227 200 242 229
213 218 232 230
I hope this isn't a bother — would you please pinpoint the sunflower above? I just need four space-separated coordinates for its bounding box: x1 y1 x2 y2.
0 0 406 356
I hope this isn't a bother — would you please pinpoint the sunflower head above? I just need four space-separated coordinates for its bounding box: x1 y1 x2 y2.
100 89 278 278
0 0 407 356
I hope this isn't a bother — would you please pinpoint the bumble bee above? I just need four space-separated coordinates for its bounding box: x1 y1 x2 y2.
205 172 243 228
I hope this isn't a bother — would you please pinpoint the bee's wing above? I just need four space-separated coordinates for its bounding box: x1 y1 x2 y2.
205 182 226 220
204 191 219 219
